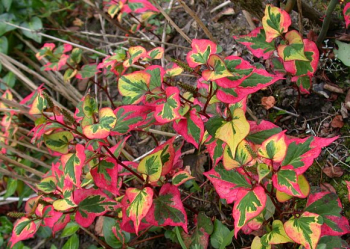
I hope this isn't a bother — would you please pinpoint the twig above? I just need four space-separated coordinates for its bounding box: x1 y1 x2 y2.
177 0 218 44
210 1 231 13
316 0 339 46
242 10 256 30
128 234 164 247
2 22 108 57
0 154 45 178
297 0 303 34
150 0 192 44
0 142 51 169
0 167 39 184
80 226 113 249
148 129 178 137
272 106 300 117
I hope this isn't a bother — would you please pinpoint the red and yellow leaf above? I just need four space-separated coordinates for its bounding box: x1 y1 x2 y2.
234 27 275 59
111 105 155 135
9 218 40 248
173 108 204 149
108 1 123 18
232 186 266 237
165 62 184 77
61 144 85 187
42 205 63 228
74 188 116 227
123 46 147 68
284 211 323 249
91 158 120 196
204 164 251 204
213 108 250 159
258 131 287 162
277 30 308 61
262 5 291 42
118 71 150 104
154 87 181 123
282 136 338 175
146 183 188 232
36 176 57 194
83 107 116 139
144 47 164 61
186 39 217 68
172 170 195 186
273 172 309 198
202 54 233 81
126 187 154 234
283 39 319 76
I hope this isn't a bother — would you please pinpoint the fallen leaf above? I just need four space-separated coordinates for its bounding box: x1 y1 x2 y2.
261 96 276 110
320 182 336 193
331 115 344 128
73 18 84 27
94 216 104 236
323 166 343 178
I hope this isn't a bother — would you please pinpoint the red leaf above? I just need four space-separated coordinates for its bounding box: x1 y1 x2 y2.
146 183 188 232
173 109 204 148
9 218 40 248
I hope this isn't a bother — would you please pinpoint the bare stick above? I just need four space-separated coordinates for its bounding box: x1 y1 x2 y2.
150 0 192 44
0 154 44 178
177 0 218 44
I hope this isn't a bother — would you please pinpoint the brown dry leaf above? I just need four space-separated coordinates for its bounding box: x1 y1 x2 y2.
331 115 344 128
73 18 84 27
94 216 104 236
323 166 344 178
320 182 336 193
212 8 235 22
183 153 207 182
261 96 276 110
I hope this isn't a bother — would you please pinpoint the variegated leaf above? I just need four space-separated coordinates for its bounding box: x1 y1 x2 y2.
277 30 308 61
44 131 74 154
172 170 195 186
203 164 251 204
137 150 163 183
284 211 323 249
9 217 40 247
262 5 291 42
146 184 188 232
234 27 275 59
232 186 266 237
258 131 287 162
186 39 217 68
126 187 153 234
154 87 181 123
261 220 293 246
202 54 233 81
123 46 147 68
118 71 150 104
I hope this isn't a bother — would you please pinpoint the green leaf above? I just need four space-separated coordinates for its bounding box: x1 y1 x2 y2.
44 131 74 154
62 234 79 249
3 71 16 88
60 222 79 238
103 217 127 249
0 36 8 54
20 17 43 43
3 0 12 11
210 220 233 249
4 178 17 198
334 40 350 66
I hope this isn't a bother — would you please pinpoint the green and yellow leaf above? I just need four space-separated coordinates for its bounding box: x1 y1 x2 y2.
258 131 287 162
277 30 308 61
261 220 293 246
284 211 323 249
262 5 291 42
118 71 150 104
202 54 233 81
126 187 154 234
44 131 74 154
137 150 163 183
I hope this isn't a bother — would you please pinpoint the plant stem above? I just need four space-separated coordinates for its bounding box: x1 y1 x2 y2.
284 0 296 13
316 0 339 46
80 226 113 249
128 234 164 247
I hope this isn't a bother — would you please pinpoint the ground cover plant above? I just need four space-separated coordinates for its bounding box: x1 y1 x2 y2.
0 0 350 248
